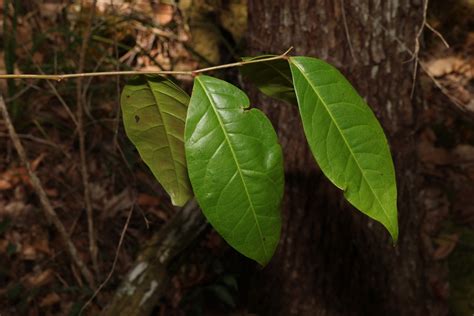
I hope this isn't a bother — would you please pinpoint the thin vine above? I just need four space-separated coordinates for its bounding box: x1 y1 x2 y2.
0 48 293 81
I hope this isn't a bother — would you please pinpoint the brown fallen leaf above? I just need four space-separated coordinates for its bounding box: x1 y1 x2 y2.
3 200 26 216
39 3 66 20
0 154 45 190
25 269 54 288
0 179 12 190
21 244 38 261
426 57 465 77
154 3 174 25
32 238 51 255
39 292 61 307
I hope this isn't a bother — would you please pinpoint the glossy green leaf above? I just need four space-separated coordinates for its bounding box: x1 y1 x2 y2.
121 76 192 206
240 55 296 105
289 56 398 241
185 75 284 265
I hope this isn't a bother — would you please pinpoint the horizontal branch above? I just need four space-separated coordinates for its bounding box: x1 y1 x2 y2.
0 48 293 81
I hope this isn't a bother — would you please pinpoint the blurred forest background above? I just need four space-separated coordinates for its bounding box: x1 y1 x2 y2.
0 0 473 315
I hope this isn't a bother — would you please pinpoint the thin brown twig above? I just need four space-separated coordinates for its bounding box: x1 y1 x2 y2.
19 42 79 127
83 53 109 103
348 2 466 113
111 0 123 156
80 203 135 315
45 80 79 127
425 22 450 48
411 0 429 99
0 93 96 288
0 48 293 81
409 1 449 99
339 0 356 61
0 132 69 155
418 61 467 111
77 0 99 277
353 0 457 109
4 84 39 103
83 53 109 121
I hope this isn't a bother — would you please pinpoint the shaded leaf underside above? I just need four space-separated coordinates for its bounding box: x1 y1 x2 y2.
240 55 297 105
121 76 192 206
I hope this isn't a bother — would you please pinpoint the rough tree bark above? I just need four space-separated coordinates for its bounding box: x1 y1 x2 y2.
245 1 445 315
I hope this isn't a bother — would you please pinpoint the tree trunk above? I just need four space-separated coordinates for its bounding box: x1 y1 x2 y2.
246 1 445 315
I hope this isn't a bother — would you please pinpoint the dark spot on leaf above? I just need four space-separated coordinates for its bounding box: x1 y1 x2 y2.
263 237 266 241
126 95 131 98
135 115 140 123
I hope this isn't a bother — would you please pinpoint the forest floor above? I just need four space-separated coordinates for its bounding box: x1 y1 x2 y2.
417 8 474 313
0 0 473 315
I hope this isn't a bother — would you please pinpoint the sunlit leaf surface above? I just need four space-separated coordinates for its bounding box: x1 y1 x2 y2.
185 75 284 265
290 56 398 241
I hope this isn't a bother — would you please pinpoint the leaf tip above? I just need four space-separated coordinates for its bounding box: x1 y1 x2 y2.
170 193 191 208
390 225 399 245
384 216 399 245
256 256 271 267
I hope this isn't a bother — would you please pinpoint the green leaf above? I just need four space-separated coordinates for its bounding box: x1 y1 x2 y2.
185 75 284 265
121 76 192 206
289 56 398 241
240 55 296 105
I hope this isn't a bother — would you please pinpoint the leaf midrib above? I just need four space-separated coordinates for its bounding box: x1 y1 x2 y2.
146 80 183 197
291 61 395 233
196 77 268 259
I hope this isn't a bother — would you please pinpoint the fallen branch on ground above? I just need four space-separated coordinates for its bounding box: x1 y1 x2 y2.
102 200 207 316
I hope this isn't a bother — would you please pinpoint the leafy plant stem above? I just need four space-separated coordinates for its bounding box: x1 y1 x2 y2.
0 48 293 81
